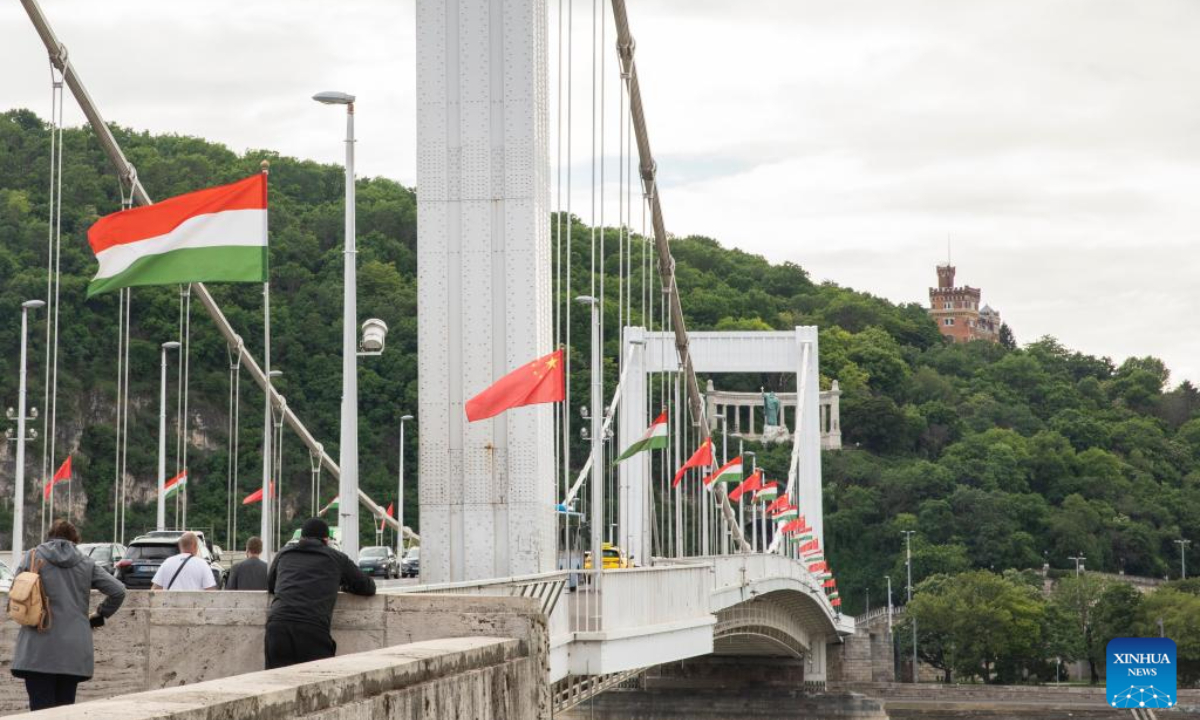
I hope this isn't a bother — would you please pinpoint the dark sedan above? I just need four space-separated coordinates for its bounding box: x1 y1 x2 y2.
357 546 400 579
401 547 420 578
116 534 224 589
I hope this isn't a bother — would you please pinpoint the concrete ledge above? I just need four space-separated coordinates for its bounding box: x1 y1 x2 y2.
25 636 547 719
0 591 547 716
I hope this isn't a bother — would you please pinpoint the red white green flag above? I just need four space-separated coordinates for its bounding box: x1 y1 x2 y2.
773 505 799 521
86 174 267 297
616 411 669 462
704 456 743 488
162 470 187 499
754 482 779 503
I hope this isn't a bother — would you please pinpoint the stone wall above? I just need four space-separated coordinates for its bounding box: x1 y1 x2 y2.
0 590 546 716
26 636 548 720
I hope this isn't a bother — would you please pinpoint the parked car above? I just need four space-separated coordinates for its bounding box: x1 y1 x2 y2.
78 542 127 576
115 532 225 589
401 546 420 578
0 560 13 593
357 546 400 579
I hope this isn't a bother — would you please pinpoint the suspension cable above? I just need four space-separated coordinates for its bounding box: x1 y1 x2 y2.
47 61 65 525
182 284 192 529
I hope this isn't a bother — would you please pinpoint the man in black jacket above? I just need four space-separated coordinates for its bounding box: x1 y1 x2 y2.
226 536 268 591
265 518 375 669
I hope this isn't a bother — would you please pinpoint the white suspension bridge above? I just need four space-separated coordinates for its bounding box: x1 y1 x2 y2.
8 0 853 712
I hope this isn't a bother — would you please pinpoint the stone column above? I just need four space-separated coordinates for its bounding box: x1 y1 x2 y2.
416 0 554 582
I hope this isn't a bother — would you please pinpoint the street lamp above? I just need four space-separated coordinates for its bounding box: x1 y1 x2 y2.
577 295 603 595
7 299 44 558
398 414 414 557
744 450 757 552
157 341 181 530
313 89 363 560
885 574 893 636
1068 554 1086 578
1175 539 1191 580
902 529 917 683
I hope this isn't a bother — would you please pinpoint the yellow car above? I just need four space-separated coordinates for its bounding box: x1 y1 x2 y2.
583 543 630 570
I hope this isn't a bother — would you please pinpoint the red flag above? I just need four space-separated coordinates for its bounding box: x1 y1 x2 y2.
242 481 276 505
781 519 806 533
672 439 714 488
831 597 841 607
765 494 790 515
381 502 394 532
466 349 565 422
799 540 819 553
808 561 827 572
728 470 763 502
823 579 836 588
43 456 71 499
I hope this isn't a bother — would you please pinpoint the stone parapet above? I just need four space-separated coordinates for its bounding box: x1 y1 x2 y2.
0 590 546 716
24 636 548 720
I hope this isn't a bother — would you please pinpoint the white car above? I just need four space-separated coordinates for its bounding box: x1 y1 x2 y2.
0 561 14 593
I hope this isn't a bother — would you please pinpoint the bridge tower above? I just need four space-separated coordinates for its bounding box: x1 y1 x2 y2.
416 0 555 582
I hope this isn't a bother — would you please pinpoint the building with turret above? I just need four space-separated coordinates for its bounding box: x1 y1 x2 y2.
928 264 1001 343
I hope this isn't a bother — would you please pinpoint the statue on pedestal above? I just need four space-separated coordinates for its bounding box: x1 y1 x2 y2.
761 388 790 444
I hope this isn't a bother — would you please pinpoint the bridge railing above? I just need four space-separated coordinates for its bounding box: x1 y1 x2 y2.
568 565 711 635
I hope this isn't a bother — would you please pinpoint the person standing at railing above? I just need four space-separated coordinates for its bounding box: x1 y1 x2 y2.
264 518 375 669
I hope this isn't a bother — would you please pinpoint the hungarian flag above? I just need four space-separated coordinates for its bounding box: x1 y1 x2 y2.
773 505 799 521
804 553 825 564
755 482 779 503
823 579 836 589
162 470 187 499
43 456 71 499
86 174 267 297
831 597 841 608
466 349 565 422
673 438 714 487
728 470 763 503
616 411 669 462
828 591 840 600
242 481 276 505
319 496 340 516
765 494 790 515
381 502 394 532
705 457 743 489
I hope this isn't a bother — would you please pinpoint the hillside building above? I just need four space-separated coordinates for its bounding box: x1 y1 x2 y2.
928 264 1001 343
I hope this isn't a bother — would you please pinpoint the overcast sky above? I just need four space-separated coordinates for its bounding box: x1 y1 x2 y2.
4 1 1200 383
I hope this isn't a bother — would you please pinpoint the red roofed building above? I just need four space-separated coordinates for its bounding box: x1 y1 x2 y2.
928 264 1001 343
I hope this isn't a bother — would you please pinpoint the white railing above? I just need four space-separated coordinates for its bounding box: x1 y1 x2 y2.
567 565 710 635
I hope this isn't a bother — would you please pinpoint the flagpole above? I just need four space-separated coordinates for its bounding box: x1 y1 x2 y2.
260 162 273 561
578 296 603 593
157 341 180 530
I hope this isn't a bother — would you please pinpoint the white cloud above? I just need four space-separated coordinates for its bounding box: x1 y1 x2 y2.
4 0 1200 382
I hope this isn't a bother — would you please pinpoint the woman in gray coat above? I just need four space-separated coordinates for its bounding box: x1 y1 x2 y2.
11 520 125 711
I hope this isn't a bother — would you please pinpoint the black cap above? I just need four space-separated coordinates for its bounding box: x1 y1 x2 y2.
301 518 330 539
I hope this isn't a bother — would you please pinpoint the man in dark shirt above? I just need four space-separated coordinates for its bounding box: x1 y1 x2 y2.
265 518 375 669
226 537 269 591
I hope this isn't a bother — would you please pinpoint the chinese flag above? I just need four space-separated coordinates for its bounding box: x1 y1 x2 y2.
43 456 71 499
728 470 763 503
242 481 276 505
381 502 394 532
673 438 714 488
466 349 565 422
765 494 790 515
823 578 836 589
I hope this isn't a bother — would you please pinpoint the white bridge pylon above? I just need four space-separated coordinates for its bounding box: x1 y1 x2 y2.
619 326 824 564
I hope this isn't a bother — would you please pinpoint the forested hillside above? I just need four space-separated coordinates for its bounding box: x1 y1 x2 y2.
3 109 1200 619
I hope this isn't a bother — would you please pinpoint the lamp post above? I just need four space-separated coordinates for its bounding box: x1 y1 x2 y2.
885 574 893 636
398 414 414 557
1068 554 1086 578
157 341 181 530
902 529 917 683
7 300 44 559
577 296 602 596
1175 539 1190 580
313 90 362 560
